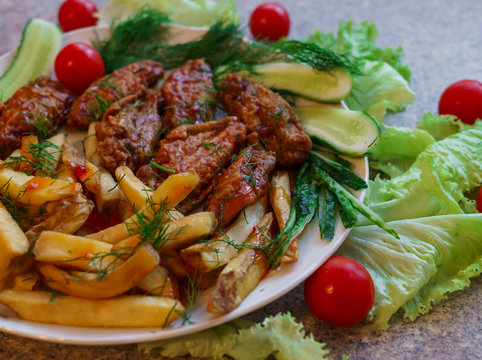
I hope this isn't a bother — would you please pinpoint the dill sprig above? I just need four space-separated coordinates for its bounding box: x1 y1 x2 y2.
94 7 171 73
94 8 357 78
1 140 62 177
125 196 182 250
0 181 45 229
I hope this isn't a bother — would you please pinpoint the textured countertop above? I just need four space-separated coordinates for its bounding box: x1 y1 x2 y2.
0 1 481 359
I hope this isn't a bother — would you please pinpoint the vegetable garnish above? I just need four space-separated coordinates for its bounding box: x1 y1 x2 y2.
438 79 482 125
304 256 375 327
58 0 98 32
94 8 356 79
139 312 330 360
55 42 105 94
249 2 291 41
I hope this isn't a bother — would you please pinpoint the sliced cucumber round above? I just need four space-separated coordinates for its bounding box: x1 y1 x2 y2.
0 19 62 101
295 104 381 156
242 62 353 103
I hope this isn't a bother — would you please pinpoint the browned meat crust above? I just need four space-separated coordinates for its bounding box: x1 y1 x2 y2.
96 89 164 174
162 59 216 129
137 116 247 212
68 60 164 129
205 146 276 226
219 74 312 166
0 77 75 158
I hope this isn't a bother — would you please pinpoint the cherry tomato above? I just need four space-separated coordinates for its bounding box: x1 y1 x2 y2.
304 256 375 327
54 42 104 94
477 187 482 213
438 79 482 125
58 0 98 32
249 2 290 41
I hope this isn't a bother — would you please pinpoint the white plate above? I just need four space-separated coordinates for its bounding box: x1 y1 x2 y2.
0 25 368 345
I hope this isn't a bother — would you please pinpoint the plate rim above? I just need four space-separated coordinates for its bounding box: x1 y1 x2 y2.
0 25 368 345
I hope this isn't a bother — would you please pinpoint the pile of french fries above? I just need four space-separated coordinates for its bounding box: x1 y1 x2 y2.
0 123 297 327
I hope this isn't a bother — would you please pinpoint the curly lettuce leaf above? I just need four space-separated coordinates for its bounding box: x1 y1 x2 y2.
369 125 435 177
139 313 330 360
338 214 482 329
308 21 415 123
361 123 482 224
308 20 410 80
97 0 239 27
416 113 479 140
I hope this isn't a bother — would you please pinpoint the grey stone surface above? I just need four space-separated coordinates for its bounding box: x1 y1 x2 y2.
0 1 481 359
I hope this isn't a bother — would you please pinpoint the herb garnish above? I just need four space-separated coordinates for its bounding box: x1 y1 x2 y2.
94 8 357 80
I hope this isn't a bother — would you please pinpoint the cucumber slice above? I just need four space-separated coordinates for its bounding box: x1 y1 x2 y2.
295 104 380 156
243 62 353 103
0 19 62 101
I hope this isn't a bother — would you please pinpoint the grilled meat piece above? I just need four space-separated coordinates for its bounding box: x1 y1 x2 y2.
162 59 216 129
137 116 247 212
205 147 276 226
68 60 164 129
96 89 164 174
0 77 75 158
219 74 312 166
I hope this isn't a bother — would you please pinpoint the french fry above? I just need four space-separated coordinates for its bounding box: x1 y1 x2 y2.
94 168 124 212
33 231 114 271
160 250 194 277
17 135 39 174
115 165 152 211
0 203 30 288
62 142 101 194
270 170 299 265
25 193 94 244
56 163 77 183
137 265 178 298
84 122 104 167
180 197 267 272
87 173 200 243
44 133 66 169
207 213 274 314
162 212 217 250
36 244 159 299
0 167 81 206
0 290 184 327
10 270 39 291
270 170 291 229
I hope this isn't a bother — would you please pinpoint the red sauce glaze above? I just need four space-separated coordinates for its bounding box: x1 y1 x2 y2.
84 209 123 233
74 164 88 180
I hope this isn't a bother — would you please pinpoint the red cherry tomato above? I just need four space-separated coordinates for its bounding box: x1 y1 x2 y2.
477 187 482 213
58 0 98 32
438 79 482 125
304 256 375 327
54 42 104 94
249 2 290 41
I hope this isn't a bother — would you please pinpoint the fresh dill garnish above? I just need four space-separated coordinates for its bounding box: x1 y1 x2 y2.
125 196 178 250
94 8 356 79
48 289 58 304
1 140 61 178
28 113 54 140
94 8 171 73
87 92 112 122
149 161 175 174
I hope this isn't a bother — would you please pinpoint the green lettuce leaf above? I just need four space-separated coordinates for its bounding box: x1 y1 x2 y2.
308 21 415 123
308 20 410 80
344 60 415 122
338 214 482 329
361 123 482 224
97 0 239 27
369 125 435 177
416 113 479 140
138 313 330 360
